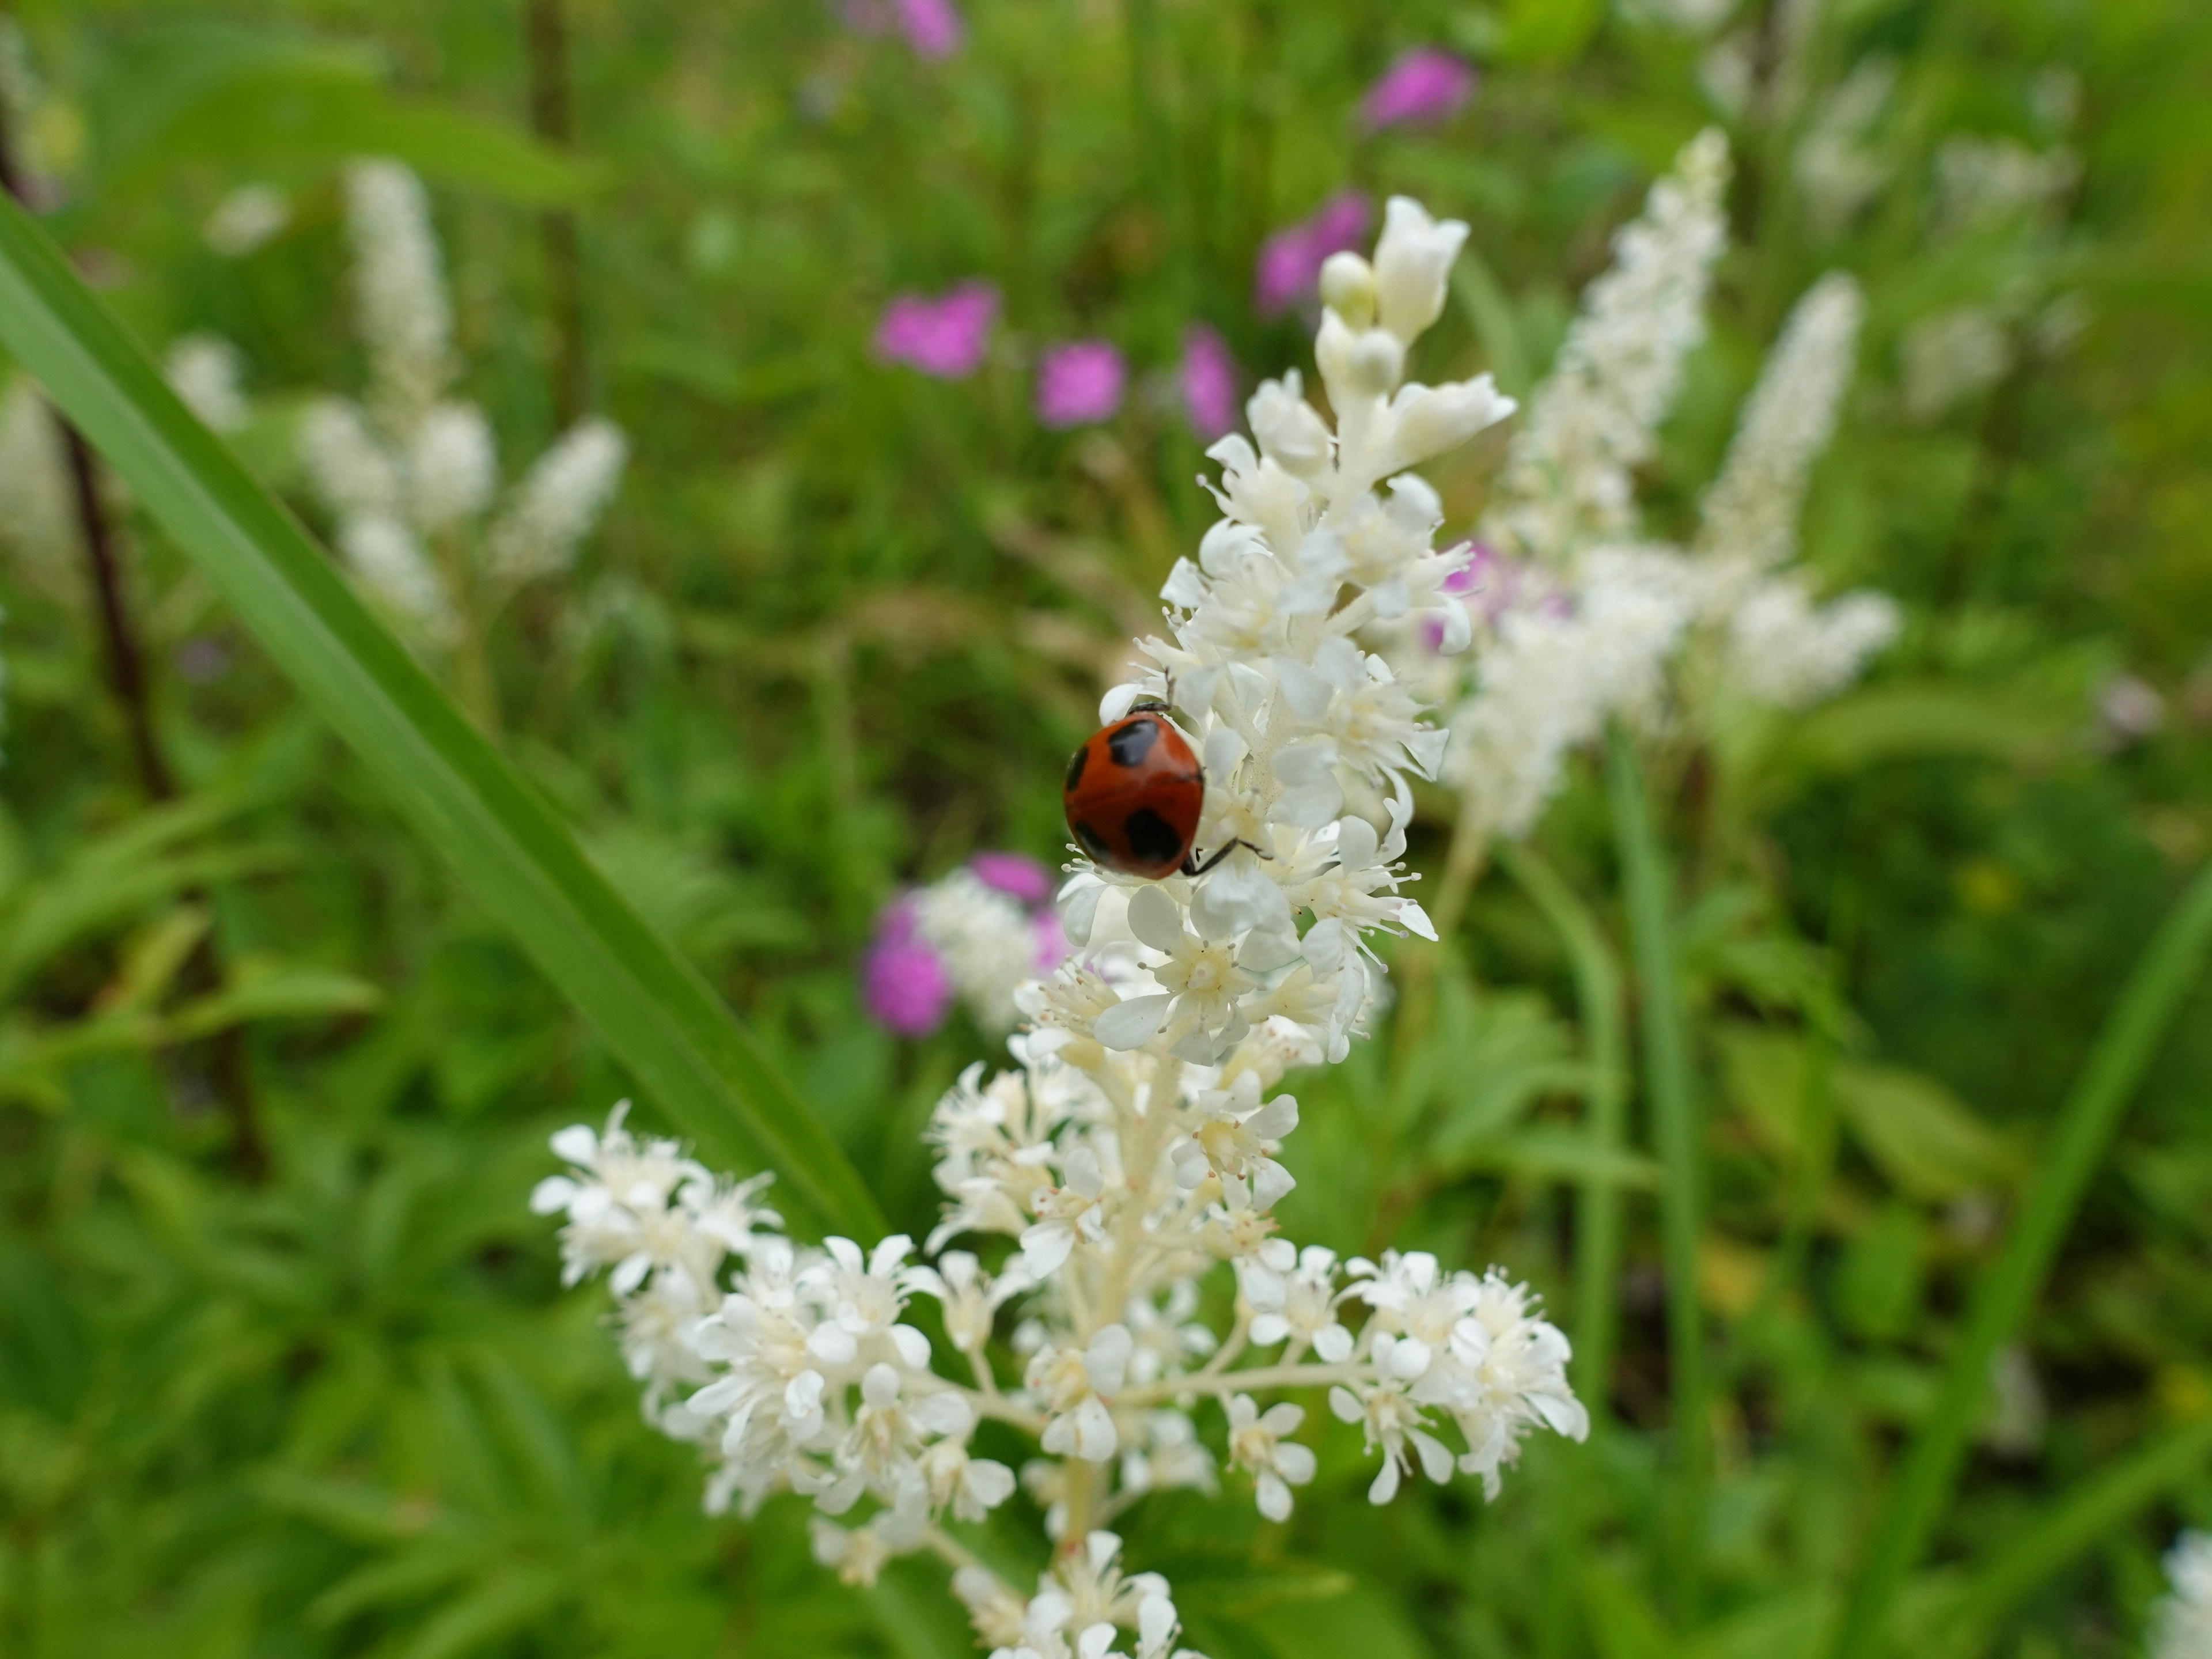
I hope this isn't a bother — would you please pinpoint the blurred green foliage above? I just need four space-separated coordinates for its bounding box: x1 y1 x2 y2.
2 1 2210 1657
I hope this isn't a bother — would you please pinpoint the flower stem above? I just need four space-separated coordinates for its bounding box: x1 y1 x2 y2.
1116 1359 1366 1408
1498 840 1626 1425
1605 724 1705 1624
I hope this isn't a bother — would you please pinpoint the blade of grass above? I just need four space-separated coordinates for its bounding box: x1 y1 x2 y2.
1606 725 1706 1623
0 188 884 1242
1827 861 2212 1659
1941 1410 2212 1652
1501 844 1629 1659
1499 840 1629 1420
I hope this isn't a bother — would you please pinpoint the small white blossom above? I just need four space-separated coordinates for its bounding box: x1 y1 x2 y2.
1727 577 1899 707
1488 129 1731 566
1902 306 2013 423
299 161 626 642
203 183 291 257
1794 59 1897 237
1695 272 1863 603
1225 1395 1316 1521
344 160 452 431
164 335 249 433
488 417 627 585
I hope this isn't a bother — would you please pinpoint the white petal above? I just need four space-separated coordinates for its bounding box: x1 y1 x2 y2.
913 1390 975 1436
891 1323 934 1369
528 1175 577 1214
1094 993 1173 1051
548 1125 598 1164
1020 1221 1077 1279
1256 1470 1291 1522
964 1457 1016 1508
1126 884 1185 953
1368 1456 1402 1505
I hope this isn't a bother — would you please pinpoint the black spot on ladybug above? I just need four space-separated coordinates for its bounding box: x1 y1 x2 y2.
1123 806 1182 866
1064 744 1089 792
1074 820 1111 861
1106 718 1160 768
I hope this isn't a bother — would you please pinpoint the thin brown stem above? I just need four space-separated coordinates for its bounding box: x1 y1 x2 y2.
524 0 588 425
62 426 172 800
2 96 268 1181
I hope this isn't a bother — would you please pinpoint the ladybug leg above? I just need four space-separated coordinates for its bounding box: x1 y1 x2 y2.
1179 838 1267 878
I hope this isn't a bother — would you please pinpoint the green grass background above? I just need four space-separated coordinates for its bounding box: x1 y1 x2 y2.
2 1 2211 1656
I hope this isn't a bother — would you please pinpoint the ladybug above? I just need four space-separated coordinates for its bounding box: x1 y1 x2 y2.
1062 699 1237 880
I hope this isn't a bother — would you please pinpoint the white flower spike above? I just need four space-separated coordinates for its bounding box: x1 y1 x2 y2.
537 197 1586 1650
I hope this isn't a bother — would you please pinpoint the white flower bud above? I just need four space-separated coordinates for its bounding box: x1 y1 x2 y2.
1346 329 1407 397
1382 375 1516 471
1246 372 1333 475
1373 196 1469 343
1319 251 1377 329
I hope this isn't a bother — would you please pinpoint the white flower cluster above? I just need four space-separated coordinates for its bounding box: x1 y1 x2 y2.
1423 132 1897 850
1933 135 2078 237
912 868 1063 1035
300 160 626 639
1487 129 1731 567
2155 1531 2212 1659
537 198 1586 1650
164 334 250 434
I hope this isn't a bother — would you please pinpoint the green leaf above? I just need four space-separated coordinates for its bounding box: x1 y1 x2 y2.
1464 1127 1662 1190
1777 682 2075 781
164 959 383 1040
1582 1563 1680 1659
88 24 601 204
1425 988 1585 1162
1834 1205 1927 1343
1246 1580 1430 1659
1831 1063 2023 1202
0 190 882 1242
1498 0 1605 66
1826 863 2212 1659
1719 1027 2022 1202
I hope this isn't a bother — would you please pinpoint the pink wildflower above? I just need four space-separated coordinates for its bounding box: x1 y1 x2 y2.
874 281 999 378
1253 190 1373 317
1179 325 1241 440
861 899 955 1036
969 851 1054 906
892 0 963 58
1362 48 1477 130
1035 340 1126 428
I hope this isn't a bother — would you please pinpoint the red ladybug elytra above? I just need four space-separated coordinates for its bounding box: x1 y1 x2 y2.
1062 700 1230 880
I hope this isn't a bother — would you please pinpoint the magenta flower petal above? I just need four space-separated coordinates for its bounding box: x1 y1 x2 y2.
862 897 953 1035
1252 190 1372 316
891 0 963 58
1035 340 1126 428
969 851 1055 906
875 280 998 379
1179 325 1241 440
1362 48 1477 130
1031 908 1069 976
